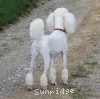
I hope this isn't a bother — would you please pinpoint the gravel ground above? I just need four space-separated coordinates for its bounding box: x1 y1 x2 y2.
0 0 99 99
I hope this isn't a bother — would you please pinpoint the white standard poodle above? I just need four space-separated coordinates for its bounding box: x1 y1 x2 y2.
25 8 76 90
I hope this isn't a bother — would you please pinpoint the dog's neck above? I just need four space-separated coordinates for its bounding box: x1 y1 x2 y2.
55 17 64 29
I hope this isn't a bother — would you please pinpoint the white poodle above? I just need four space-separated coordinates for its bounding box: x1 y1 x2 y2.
25 8 76 90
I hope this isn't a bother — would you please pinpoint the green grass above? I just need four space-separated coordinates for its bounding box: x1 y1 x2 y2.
85 61 98 68
0 0 40 30
72 86 90 99
62 84 90 99
71 66 90 77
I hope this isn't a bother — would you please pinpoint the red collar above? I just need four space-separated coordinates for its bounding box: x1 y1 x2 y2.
54 28 65 32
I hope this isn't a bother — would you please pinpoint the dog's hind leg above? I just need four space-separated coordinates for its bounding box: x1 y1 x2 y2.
40 47 50 90
62 51 68 85
25 43 39 91
50 56 57 85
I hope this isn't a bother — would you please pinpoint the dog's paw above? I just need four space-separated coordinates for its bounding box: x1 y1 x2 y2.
40 73 48 90
50 68 57 85
25 73 33 91
51 81 57 85
62 69 68 85
63 82 68 85
27 85 33 91
41 85 47 90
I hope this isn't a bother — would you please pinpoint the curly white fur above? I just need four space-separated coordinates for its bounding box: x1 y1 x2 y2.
25 72 33 86
64 13 76 34
46 8 76 34
46 13 55 33
54 8 68 17
62 69 68 84
25 8 76 90
30 19 44 40
50 68 57 85
40 73 48 90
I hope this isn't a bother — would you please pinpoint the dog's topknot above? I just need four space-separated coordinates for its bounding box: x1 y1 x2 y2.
54 8 68 18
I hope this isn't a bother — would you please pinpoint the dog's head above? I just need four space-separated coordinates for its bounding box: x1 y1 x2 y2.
46 8 76 34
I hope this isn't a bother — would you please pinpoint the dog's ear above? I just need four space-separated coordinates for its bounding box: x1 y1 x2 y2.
64 12 76 34
46 13 55 33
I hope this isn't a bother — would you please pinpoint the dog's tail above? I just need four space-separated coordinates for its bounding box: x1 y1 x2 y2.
29 19 44 40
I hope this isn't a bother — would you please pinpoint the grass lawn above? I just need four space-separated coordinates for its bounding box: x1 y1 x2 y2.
0 0 39 30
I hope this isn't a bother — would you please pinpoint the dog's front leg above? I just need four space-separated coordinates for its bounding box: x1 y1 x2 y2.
62 52 68 85
50 56 57 85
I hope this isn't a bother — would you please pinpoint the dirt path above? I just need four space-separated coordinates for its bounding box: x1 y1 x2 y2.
1 0 99 99
68 0 100 98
